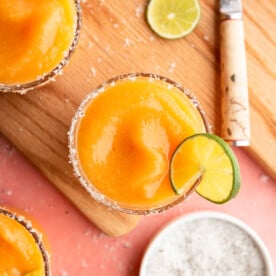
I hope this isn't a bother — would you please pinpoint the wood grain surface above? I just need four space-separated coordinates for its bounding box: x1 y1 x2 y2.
0 0 275 236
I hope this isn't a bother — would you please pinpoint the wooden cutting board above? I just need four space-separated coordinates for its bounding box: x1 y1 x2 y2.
0 1 275 236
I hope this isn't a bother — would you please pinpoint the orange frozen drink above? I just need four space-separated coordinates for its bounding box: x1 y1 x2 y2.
69 74 208 214
0 0 81 93
0 208 50 275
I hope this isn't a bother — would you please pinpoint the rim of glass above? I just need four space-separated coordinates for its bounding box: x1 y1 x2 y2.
0 208 51 275
68 73 211 215
0 0 82 94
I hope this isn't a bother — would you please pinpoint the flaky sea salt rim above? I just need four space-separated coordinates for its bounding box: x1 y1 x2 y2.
0 208 51 276
68 73 211 215
0 0 82 94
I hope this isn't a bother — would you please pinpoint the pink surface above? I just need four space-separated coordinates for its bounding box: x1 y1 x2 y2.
0 133 275 275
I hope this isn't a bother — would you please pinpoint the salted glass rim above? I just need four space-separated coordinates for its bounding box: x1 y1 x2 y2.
68 73 211 215
0 208 51 275
0 0 82 94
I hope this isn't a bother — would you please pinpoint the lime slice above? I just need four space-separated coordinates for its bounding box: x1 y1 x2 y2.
169 133 241 203
146 0 201 39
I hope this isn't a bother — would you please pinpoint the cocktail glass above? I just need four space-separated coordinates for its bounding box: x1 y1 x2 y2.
0 0 81 94
0 208 50 275
69 73 210 215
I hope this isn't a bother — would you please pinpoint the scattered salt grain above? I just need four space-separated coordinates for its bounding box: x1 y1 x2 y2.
84 228 92 237
203 34 209 41
90 67 97 77
135 4 143 17
113 23 120 29
122 241 132 249
60 270 68 276
105 44 111 52
3 188 12 196
92 35 99 43
88 41 93 49
143 217 266 276
260 174 270 183
124 38 131 47
168 62 176 73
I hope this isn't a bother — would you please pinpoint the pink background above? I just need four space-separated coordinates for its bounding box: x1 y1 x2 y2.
0 134 275 275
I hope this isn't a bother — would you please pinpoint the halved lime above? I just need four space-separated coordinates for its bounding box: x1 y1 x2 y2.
169 133 241 203
146 0 201 39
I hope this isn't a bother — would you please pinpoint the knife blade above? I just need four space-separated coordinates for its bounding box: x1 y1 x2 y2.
220 0 242 19
219 0 250 146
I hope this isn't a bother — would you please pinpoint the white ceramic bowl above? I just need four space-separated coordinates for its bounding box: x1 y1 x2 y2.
140 211 274 276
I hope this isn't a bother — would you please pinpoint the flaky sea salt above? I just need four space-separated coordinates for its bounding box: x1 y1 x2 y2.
168 62 176 73
135 4 143 17
260 174 270 183
3 188 12 196
143 217 267 276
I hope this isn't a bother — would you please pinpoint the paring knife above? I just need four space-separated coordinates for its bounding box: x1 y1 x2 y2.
219 0 250 146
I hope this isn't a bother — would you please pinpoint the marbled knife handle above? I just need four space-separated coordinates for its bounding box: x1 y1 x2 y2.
220 20 250 146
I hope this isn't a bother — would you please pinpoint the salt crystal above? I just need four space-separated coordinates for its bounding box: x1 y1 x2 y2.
92 35 99 43
122 241 132 249
135 4 143 17
105 44 111 52
168 62 176 73
88 41 93 48
260 174 270 183
3 188 12 196
203 34 209 41
113 23 120 29
124 38 131 47
90 67 97 77
60 270 68 276
84 228 92 237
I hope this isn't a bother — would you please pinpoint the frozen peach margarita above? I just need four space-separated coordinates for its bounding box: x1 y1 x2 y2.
0 0 81 93
69 74 208 214
0 208 50 275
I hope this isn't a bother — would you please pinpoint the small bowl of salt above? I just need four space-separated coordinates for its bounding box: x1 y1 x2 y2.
140 211 274 276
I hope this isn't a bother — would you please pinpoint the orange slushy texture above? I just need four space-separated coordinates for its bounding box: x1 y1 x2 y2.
76 78 206 209
0 213 45 275
0 0 76 84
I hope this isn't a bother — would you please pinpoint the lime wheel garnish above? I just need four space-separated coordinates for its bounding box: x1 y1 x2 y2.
170 133 241 203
